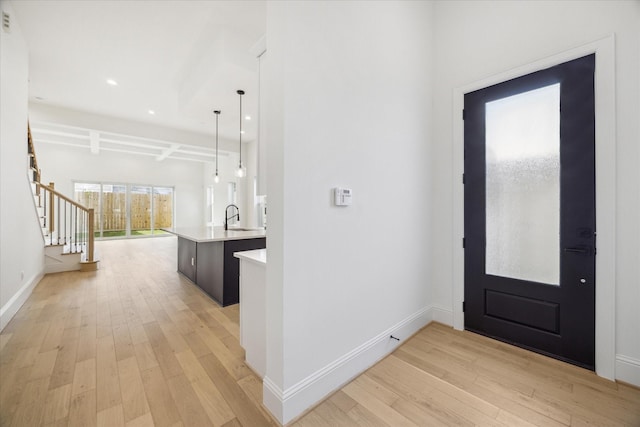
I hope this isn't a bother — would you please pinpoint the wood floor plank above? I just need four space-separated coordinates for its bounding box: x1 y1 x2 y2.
140 365 182 427
174 349 235 426
76 319 97 363
183 330 212 357
165 374 213 427
208 307 240 340
117 356 151 422
67 388 97 427
343 378 418 427
390 397 470 427
14 344 39 369
133 341 160 371
0 365 32 425
345 404 389 427
294 410 334 427
30 348 59 381
42 384 72 424
127 321 149 345
313 399 360 426
113 323 135 362
124 412 155 427
327 390 358 413
49 328 80 389
97 404 125 427
142 322 183 379
157 320 190 354
40 316 67 353
96 334 122 412
195 325 253 381
71 357 96 397
10 377 50 427
199 352 276 426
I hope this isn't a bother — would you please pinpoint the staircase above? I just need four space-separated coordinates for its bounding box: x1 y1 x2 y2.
28 125 99 273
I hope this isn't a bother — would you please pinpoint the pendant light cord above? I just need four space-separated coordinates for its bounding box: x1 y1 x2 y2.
237 90 245 171
214 110 220 176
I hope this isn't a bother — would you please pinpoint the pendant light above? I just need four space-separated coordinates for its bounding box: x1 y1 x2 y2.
236 89 246 178
213 110 221 183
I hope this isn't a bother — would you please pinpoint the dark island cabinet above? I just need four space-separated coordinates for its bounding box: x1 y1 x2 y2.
177 237 266 307
177 237 197 283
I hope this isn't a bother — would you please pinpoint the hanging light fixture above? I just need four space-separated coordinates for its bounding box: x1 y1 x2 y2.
236 89 246 178
213 110 221 183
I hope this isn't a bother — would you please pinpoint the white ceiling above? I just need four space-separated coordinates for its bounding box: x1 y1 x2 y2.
11 0 266 146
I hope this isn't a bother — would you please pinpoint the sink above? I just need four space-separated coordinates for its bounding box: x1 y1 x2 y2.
226 227 259 232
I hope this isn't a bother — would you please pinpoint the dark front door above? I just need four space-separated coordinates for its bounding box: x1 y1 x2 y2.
464 54 596 369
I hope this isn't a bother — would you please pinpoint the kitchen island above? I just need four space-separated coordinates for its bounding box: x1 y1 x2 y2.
165 226 266 306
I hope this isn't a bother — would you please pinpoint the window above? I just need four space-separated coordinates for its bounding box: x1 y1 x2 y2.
74 182 174 239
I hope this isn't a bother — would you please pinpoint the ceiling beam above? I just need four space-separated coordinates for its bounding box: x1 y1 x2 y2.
89 131 100 154
156 144 181 162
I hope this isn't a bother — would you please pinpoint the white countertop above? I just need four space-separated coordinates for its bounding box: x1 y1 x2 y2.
234 249 266 266
164 226 266 243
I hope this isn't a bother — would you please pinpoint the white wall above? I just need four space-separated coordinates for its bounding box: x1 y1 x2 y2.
264 2 434 422
0 0 45 331
431 1 640 385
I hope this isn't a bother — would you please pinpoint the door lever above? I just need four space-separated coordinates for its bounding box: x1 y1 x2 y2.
564 246 591 254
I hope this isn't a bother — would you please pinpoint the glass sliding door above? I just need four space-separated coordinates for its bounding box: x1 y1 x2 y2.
152 187 173 234
73 182 173 239
102 184 127 238
130 186 152 236
74 182 101 238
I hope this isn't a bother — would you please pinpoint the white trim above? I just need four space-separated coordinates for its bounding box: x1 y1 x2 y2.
263 306 434 425
30 121 232 164
430 304 454 326
0 271 43 331
615 355 640 387
452 35 616 380
250 35 267 58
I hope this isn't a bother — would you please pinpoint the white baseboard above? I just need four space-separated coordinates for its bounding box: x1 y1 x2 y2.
263 305 450 425
429 304 453 326
0 272 43 332
616 355 640 387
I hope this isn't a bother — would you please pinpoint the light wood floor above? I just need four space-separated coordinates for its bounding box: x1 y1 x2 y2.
1 237 639 427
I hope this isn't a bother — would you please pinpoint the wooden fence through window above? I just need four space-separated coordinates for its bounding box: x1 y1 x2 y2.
75 191 172 233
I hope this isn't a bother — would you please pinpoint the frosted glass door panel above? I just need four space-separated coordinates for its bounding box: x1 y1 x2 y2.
485 83 560 285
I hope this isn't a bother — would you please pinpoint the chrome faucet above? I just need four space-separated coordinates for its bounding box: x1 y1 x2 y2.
224 204 239 230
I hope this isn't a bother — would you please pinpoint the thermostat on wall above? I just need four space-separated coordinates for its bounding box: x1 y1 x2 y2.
334 187 352 206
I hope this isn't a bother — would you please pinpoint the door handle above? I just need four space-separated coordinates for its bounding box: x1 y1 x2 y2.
564 246 591 255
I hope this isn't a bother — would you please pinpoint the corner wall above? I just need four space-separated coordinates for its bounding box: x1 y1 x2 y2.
0 0 45 331
264 2 435 423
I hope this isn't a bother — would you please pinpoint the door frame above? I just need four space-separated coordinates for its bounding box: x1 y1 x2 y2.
451 35 616 380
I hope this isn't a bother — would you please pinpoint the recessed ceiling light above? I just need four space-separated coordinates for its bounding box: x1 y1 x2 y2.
148 110 155 115
245 115 251 120
240 130 245 134
106 78 118 86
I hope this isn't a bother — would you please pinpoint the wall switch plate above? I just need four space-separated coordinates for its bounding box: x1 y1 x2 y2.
334 187 352 206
